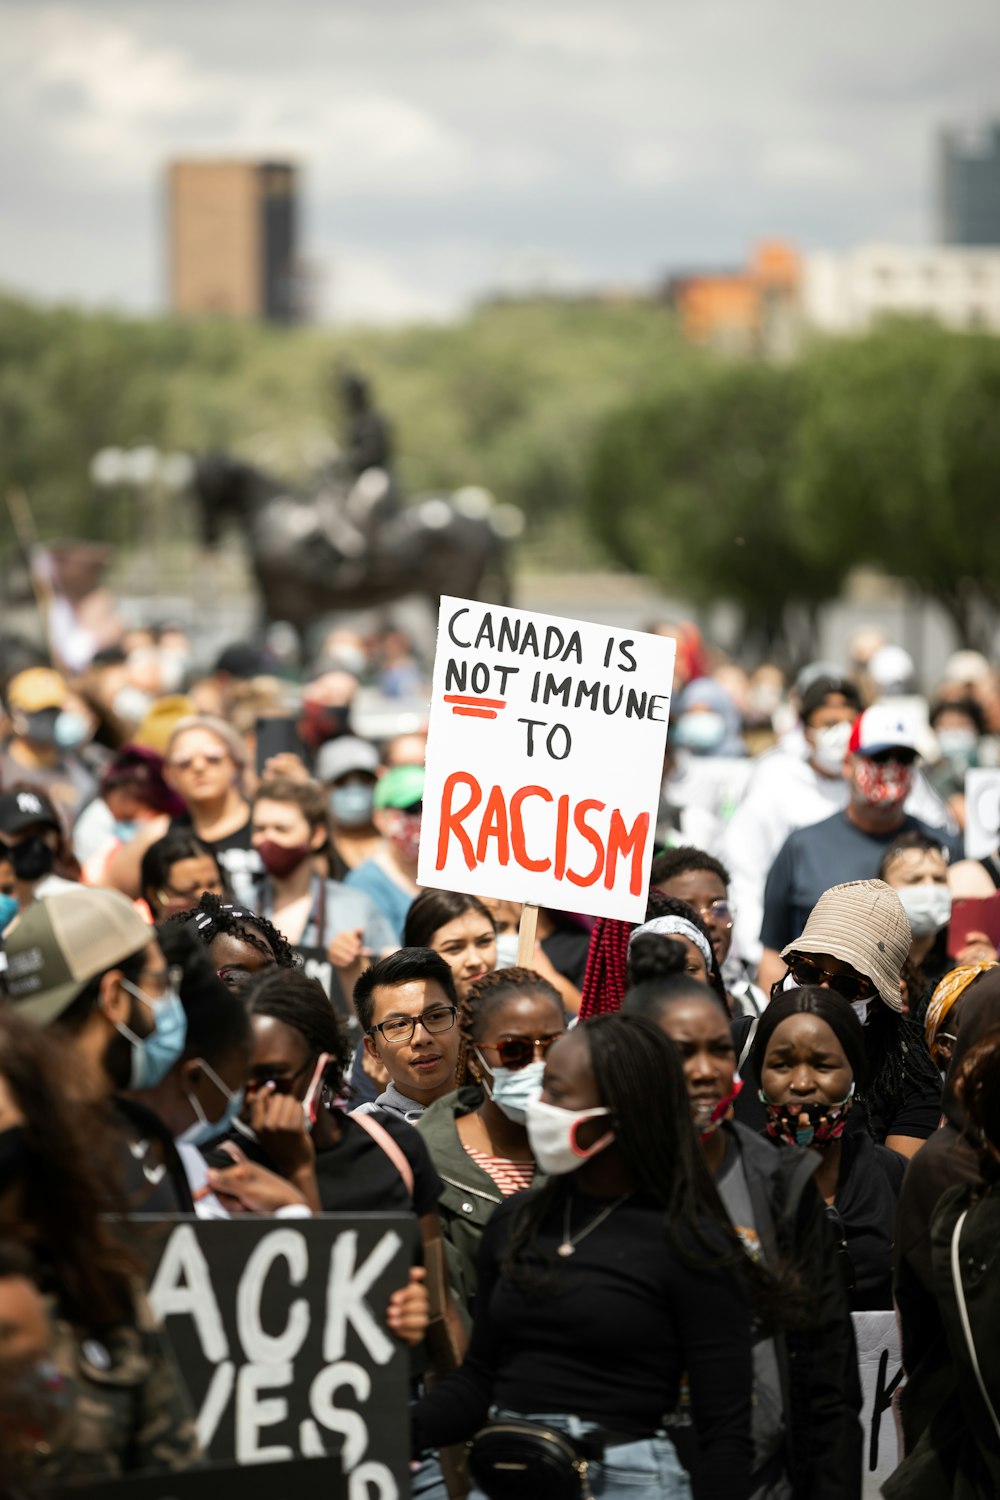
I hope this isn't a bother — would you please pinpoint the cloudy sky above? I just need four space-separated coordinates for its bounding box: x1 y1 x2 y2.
1 0 997 323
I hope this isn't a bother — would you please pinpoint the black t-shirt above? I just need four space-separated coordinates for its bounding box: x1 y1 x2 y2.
833 1129 905 1312
167 812 262 887
313 1109 442 1217
415 1186 754 1500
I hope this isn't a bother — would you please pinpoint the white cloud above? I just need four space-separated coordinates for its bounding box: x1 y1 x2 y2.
479 3 640 60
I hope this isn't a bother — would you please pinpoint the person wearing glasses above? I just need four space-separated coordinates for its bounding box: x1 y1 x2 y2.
418 967 566 1318
352 949 465 1124
141 829 228 920
163 715 261 889
652 845 766 1019
772 881 943 1157
751 987 905 1314
623 948 863 1498
758 707 960 996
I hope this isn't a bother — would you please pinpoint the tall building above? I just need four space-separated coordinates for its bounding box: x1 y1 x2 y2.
939 124 1000 247
167 160 299 322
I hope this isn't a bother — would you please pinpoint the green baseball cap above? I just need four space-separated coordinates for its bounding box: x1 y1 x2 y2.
2 888 152 1026
374 764 424 812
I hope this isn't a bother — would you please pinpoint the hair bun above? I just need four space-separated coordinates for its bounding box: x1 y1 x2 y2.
628 934 691 985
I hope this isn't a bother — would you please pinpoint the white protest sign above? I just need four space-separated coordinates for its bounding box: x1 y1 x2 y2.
417 596 676 923
964 768 1000 859
853 1310 903 1498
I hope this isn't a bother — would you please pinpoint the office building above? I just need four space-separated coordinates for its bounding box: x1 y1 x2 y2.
802 244 1000 334
168 160 298 322
939 124 1000 247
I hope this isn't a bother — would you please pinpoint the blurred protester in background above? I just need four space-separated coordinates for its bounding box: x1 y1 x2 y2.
384 728 428 767
345 763 424 943
315 734 383 873
179 891 298 991
479 896 589 1013
877 833 954 1018
74 744 184 887
419 967 565 1319
164 714 260 887
651 846 765 1019
768 881 941 1157
758 708 959 990
241 775 393 1005
2 888 192 1212
0 667 98 822
141 829 227 921
926 696 991 830
297 663 358 754
377 627 426 699
723 672 862 970
405 890 496 1005
0 1011 199 1483
0 786 79 912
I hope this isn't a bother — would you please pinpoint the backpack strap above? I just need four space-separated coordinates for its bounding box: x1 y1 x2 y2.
351 1111 415 1201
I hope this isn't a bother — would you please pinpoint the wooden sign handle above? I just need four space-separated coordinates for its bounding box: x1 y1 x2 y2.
516 902 539 968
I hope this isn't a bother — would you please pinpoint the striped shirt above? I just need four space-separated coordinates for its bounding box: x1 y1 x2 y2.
464 1145 536 1197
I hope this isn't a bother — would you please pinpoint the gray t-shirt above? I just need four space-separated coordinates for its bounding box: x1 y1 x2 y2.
716 1137 789 1495
760 809 959 953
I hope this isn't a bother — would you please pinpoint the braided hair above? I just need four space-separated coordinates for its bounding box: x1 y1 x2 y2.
456 966 564 1086
579 889 726 1018
172 890 300 969
246 968 354 1088
862 999 943 1143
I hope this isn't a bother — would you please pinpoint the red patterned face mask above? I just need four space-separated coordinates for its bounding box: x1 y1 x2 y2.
854 758 913 808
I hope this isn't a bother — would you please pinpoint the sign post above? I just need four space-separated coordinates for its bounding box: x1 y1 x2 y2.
417 597 676 924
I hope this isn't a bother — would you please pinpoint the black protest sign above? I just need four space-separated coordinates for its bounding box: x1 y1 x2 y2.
146 1214 415 1497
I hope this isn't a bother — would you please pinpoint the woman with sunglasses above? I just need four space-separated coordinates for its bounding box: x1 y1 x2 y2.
751 986 905 1311
418 967 566 1319
775 881 942 1157
623 945 862 1500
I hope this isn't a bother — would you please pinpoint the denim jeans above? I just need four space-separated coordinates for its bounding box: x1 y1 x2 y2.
468 1409 692 1499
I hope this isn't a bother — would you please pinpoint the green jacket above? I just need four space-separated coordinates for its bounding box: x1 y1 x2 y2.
418 1086 507 1322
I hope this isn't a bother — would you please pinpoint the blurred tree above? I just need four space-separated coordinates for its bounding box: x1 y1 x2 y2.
586 361 848 661
791 321 1000 651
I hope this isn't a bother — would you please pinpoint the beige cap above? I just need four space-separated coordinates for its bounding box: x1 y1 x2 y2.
782 879 911 1012
2 888 152 1026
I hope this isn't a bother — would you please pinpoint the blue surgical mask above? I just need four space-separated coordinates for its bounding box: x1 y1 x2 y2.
0 893 18 933
117 977 188 1090
329 783 374 827
673 711 728 755
475 1053 546 1125
112 820 139 843
54 711 92 749
177 1058 245 1148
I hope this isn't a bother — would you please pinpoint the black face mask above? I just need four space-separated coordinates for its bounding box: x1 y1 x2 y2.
10 838 55 883
0 1126 31 1192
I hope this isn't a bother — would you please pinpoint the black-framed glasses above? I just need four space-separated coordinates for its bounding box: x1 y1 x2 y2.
476 1035 561 1070
866 748 917 767
786 954 874 1004
371 1005 457 1045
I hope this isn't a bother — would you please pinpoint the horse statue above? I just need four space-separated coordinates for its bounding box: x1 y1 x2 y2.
191 454 517 648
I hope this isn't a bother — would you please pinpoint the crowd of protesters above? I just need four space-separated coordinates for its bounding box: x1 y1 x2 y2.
1 613 1000 1498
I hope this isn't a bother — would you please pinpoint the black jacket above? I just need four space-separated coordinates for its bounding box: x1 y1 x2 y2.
726 1122 862 1500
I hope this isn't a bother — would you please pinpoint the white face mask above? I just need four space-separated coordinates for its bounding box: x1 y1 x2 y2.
493 933 520 969
810 720 852 777
525 1097 614 1176
895 884 953 938
851 999 870 1027
475 1053 546 1124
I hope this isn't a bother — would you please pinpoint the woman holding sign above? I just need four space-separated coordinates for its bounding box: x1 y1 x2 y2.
414 1012 755 1499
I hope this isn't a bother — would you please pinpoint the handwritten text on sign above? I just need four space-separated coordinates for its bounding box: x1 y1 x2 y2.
418 597 676 922
148 1215 415 1498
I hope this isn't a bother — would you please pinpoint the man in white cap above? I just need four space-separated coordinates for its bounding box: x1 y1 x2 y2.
758 707 960 994
773 879 942 1156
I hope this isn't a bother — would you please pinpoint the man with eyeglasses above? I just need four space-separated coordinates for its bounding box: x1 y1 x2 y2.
352 948 463 1123
758 707 960 996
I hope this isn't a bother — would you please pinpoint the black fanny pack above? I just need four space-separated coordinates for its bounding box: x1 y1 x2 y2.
468 1418 638 1500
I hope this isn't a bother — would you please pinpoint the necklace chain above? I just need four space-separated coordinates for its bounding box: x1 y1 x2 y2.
557 1191 631 1257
